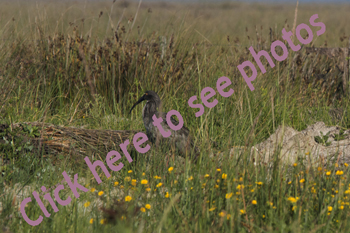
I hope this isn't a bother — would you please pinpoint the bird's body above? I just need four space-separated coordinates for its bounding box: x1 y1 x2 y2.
130 91 199 160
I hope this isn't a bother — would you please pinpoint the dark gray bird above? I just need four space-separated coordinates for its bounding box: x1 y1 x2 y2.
129 90 199 161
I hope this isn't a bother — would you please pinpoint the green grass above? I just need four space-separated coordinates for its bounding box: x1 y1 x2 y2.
1 1 350 232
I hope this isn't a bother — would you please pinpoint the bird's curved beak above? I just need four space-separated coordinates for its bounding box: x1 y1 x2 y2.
129 94 145 114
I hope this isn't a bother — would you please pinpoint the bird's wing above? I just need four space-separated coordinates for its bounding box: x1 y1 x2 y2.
156 111 190 137
154 111 199 160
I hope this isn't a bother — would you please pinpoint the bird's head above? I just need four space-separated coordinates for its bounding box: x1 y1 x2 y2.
129 90 160 114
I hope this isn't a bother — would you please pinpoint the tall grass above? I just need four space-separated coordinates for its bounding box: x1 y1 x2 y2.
1 1 350 232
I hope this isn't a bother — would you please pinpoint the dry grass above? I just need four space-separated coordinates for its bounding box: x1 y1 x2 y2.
1 1 349 47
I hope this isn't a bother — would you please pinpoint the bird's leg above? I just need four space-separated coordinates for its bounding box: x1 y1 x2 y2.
155 131 161 148
166 148 174 168
166 154 169 168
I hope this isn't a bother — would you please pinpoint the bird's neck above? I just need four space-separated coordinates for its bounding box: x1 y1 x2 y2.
143 100 159 122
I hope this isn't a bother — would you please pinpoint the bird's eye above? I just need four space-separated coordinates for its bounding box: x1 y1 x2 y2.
145 93 148 95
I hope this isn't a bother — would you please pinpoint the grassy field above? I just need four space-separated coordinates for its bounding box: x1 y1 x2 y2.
1 0 350 232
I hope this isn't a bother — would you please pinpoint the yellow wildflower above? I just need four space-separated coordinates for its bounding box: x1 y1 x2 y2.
98 191 104 196
209 207 216 211
141 179 148 185
326 171 331 176
219 212 226 217
328 206 333 212
227 214 231 220
90 188 96 192
252 200 257 205
100 219 106 224
240 209 245 214
293 163 297 167
145 204 151 209
168 167 174 173
125 196 132 202
225 193 233 199
84 202 91 207
237 185 244 190
140 207 146 212
288 197 297 203
300 179 305 183
317 167 323 171
345 163 348 167
131 179 137 186
125 176 131 182
156 183 163 188
204 174 210 178
336 170 344 175
128 170 132 173
89 218 93 224
165 192 170 198
114 181 119 186
146 188 151 192
217 168 221 172
222 173 227 179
